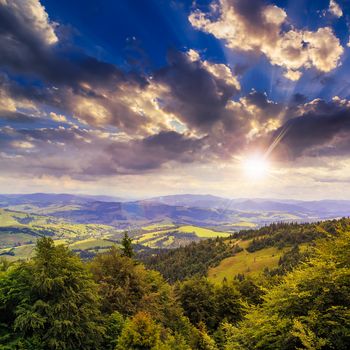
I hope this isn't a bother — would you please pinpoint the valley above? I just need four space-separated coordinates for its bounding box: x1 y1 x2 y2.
1 193 349 264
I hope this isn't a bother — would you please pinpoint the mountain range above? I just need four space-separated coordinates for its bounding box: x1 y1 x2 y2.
1 193 350 228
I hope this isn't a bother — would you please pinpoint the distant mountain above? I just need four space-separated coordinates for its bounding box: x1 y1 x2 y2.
1 193 350 229
46 201 240 227
147 194 350 219
0 193 126 207
146 194 239 209
294 200 350 216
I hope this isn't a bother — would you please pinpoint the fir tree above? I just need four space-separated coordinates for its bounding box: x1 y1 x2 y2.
121 232 134 258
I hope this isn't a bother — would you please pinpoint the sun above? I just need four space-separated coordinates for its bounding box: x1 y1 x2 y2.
242 155 269 180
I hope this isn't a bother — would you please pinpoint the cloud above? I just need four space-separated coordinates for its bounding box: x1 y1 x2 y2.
0 125 206 178
49 112 67 123
154 50 240 131
269 97 350 160
0 0 57 46
189 0 344 80
328 0 343 18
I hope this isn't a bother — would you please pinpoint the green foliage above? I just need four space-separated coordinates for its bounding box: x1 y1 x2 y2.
90 246 147 315
234 278 265 305
176 277 245 331
121 232 134 258
89 246 186 334
0 237 104 349
216 281 245 325
176 277 218 330
194 323 219 350
116 312 163 350
266 244 310 277
103 311 125 350
142 238 233 282
239 218 350 252
229 230 350 349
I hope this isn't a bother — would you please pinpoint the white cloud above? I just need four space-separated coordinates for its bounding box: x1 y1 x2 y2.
186 49 240 91
329 0 343 18
11 141 35 149
0 86 38 113
49 112 68 123
189 0 344 80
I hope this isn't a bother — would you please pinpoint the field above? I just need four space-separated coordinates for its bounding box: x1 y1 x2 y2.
175 225 230 238
69 238 117 250
134 224 231 248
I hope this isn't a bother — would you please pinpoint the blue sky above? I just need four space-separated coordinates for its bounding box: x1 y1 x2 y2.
1 0 350 199
40 0 350 101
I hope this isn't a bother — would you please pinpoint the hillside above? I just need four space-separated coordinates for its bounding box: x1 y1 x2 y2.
142 218 350 283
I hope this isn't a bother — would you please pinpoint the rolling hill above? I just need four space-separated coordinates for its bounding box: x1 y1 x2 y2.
1 193 350 262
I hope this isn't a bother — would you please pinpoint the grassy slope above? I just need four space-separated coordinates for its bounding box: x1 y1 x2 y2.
69 238 117 250
176 225 230 238
208 246 288 283
135 224 230 248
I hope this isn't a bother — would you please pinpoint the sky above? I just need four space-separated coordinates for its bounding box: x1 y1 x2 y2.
1 0 350 199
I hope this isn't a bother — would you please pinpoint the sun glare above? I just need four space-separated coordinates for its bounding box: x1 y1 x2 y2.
242 155 269 180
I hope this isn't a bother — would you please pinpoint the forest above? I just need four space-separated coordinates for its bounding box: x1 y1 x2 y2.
0 220 349 349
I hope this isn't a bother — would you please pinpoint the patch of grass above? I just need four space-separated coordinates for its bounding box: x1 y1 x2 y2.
136 231 164 242
53 239 69 245
0 233 37 246
69 238 116 250
208 246 288 283
176 225 230 238
135 225 230 248
1 244 36 261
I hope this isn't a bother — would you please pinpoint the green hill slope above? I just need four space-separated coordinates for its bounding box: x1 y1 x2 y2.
142 218 350 283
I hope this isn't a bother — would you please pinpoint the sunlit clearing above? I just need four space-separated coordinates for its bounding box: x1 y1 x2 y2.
242 155 269 180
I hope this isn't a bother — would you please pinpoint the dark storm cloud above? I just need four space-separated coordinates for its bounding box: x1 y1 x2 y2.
155 50 239 130
102 131 205 174
272 99 350 159
0 126 205 178
244 91 284 122
232 0 267 28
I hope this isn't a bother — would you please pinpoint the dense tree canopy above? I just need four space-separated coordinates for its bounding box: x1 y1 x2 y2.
228 230 350 349
0 238 104 349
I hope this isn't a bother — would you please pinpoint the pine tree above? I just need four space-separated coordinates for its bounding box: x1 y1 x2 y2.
121 231 134 258
0 237 104 349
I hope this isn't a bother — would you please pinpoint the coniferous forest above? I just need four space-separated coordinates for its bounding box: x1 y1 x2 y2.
1 219 349 350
